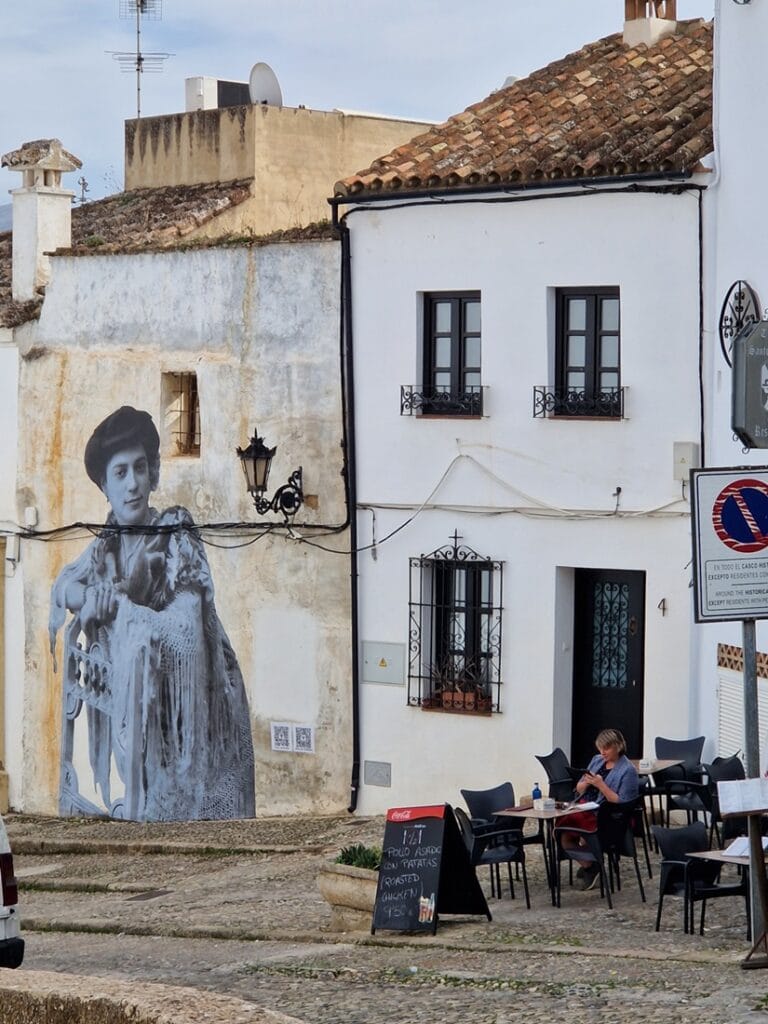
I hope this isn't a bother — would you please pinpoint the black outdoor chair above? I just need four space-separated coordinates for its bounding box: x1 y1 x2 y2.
630 795 653 877
704 754 747 847
644 736 705 837
663 778 714 830
553 801 646 909
536 748 581 803
652 821 749 936
461 782 548 870
454 806 530 907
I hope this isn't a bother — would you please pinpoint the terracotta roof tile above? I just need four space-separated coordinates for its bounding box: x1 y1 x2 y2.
335 19 712 197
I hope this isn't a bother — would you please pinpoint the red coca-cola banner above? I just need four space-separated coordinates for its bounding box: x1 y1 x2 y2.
386 804 446 822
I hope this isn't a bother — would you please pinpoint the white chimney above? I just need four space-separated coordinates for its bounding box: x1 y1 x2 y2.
1 139 81 302
623 0 677 48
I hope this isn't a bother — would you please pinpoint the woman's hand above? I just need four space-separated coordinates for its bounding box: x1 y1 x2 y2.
80 582 119 630
583 771 620 803
583 771 604 792
575 774 592 796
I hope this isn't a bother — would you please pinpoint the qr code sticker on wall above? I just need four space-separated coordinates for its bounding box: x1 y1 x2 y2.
270 722 293 753
293 724 315 754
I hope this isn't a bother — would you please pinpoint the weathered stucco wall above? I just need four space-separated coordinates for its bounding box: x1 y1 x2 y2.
125 105 429 234
14 239 352 817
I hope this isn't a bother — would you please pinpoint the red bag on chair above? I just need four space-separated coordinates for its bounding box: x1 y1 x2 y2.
557 808 598 832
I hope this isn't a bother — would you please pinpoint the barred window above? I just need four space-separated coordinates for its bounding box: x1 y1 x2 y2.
408 533 502 714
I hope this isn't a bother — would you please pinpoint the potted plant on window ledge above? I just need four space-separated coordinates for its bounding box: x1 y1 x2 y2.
432 660 489 713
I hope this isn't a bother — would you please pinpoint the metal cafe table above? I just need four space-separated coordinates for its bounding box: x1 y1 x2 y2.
496 803 577 905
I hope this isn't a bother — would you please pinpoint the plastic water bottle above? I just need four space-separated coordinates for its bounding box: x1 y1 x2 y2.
532 782 542 801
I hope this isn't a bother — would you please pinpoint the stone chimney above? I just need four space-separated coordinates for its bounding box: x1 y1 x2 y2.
624 0 677 48
1 139 81 302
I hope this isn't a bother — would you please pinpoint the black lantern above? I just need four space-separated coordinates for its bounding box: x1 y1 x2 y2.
236 429 304 520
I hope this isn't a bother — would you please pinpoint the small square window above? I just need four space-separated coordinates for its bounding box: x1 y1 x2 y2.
162 372 200 456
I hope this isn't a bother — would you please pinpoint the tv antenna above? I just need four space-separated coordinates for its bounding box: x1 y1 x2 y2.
108 0 173 120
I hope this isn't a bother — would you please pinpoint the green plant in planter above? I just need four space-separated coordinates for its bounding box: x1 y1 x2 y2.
334 843 381 870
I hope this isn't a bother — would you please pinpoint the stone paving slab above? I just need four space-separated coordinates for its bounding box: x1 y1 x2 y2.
8 813 768 1024
0 968 305 1024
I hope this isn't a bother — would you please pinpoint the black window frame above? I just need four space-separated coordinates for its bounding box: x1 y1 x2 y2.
554 287 621 418
421 292 482 416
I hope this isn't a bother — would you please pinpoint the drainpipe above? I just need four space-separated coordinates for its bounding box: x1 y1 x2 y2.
335 208 361 812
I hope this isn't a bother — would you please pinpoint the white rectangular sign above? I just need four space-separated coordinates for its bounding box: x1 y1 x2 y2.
691 467 768 622
717 777 768 817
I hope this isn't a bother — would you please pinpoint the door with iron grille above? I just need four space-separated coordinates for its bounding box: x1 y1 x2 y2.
570 569 645 767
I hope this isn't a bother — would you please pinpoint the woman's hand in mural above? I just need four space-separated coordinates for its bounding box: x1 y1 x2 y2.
80 581 120 631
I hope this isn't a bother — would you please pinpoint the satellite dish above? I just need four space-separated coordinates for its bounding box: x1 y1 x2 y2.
248 63 283 107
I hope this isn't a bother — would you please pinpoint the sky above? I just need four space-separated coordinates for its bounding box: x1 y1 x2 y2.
0 0 714 208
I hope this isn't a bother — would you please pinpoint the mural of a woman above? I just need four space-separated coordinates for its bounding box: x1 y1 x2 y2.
49 406 255 821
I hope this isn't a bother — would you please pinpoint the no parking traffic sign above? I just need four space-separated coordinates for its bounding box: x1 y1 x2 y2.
692 468 768 621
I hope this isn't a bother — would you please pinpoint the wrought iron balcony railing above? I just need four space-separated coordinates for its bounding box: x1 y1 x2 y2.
533 385 625 419
401 385 485 417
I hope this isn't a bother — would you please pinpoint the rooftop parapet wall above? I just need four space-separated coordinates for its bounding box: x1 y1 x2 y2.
125 104 430 233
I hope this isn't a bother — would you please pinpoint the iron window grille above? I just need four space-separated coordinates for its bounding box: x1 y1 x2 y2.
418 292 482 416
542 287 622 418
533 385 626 418
408 533 503 714
401 384 486 416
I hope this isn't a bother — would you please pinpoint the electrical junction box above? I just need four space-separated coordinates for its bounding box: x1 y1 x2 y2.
362 642 405 685
673 441 700 482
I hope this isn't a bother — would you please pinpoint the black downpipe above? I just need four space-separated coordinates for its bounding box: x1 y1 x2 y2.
336 212 361 812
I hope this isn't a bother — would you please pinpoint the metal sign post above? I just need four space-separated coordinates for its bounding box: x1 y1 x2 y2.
742 618 767 945
691 468 768 948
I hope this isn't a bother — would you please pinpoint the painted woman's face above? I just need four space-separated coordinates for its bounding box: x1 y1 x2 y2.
101 445 151 526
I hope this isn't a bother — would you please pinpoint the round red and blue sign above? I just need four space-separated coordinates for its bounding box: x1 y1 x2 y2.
712 478 768 553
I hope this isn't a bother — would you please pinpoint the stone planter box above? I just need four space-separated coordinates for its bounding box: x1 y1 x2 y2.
316 861 378 932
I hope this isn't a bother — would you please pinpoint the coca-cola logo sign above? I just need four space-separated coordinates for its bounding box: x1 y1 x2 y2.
386 804 446 822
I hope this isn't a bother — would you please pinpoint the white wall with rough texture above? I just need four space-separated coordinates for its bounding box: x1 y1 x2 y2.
345 187 704 813
696 0 768 758
12 239 352 816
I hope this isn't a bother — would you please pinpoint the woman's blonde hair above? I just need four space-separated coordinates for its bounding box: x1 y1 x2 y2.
594 728 627 756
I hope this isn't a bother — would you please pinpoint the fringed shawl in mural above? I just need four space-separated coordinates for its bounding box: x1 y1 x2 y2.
50 506 255 821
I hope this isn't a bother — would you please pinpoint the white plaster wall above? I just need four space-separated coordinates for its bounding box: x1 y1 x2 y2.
347 188 703 813
0 334 18 523
10 189 74 300
696 1 768 754
12 240 352 817
0 330 23 808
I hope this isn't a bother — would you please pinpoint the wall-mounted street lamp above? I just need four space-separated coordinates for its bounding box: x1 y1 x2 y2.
236 429 304 521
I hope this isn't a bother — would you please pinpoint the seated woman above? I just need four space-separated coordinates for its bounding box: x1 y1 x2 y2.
49 406 255 822
557 727 638 890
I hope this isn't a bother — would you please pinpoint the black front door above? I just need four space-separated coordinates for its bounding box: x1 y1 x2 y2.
570 568 645 768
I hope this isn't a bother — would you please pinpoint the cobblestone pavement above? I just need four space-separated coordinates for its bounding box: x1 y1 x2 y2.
7 813 768 1023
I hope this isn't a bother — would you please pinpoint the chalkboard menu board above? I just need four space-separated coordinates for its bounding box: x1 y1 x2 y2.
371 803 490 935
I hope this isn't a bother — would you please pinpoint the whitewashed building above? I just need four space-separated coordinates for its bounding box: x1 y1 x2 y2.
331 5 714 813
697 0 768 764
